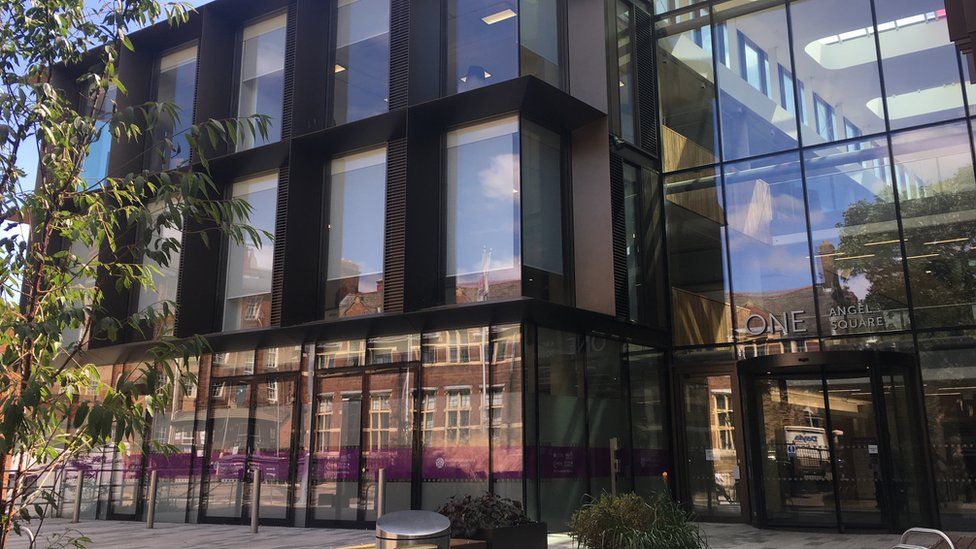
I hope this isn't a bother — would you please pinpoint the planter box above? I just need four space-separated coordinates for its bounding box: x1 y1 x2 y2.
473 522 548 549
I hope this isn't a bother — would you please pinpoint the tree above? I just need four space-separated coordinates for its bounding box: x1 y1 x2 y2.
0 1 270 546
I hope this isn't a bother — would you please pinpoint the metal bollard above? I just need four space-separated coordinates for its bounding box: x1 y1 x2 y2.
146 470 158 529
376 468 386 519
71 473 83 524
250 469 261 534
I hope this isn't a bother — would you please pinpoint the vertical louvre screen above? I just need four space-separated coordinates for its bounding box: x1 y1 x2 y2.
610 152 628 320
271 165 290 326
389 0 410 110
634 7 659 157
281 2 298 140
383 138 408 313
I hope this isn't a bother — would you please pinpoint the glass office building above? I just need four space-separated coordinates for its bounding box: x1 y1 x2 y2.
49 0 976 535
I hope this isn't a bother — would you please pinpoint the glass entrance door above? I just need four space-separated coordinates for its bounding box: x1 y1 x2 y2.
747 353 928 532
678 371 746 520
308 365 417 527
200 375 298 525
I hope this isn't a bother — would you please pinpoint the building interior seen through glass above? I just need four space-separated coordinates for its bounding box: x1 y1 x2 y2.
237 12 286 151
58 325 666 530
332 0 389 125
661 0 976 347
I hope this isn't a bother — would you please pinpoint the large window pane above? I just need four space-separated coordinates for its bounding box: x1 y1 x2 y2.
61 240 97 348
616 1 636 143
490 325 523 502
445 116 520 303
624 163 641 322
586 337 632 496
136 201 183 337
447 0 518 94
919 330 976 530
333 0 389 124
223 172 277 330
520 0 560 86
665 167 733 345
627 345 668 499
521 119 565 302
891 122 976 328
804 138 912 335
420 328 490 509
876 1 966 130
715 1 798 161
80 85 116 187
789 0 885 146
657 8 720 172
535 328 586 531
151 44 197 171
725 152 817 342
325 147 386 318
238 13 286 151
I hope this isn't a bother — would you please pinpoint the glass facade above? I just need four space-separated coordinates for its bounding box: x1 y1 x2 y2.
222 173 278 331
332 0 389 125
324 147 387 318
445 0 560 94
237 12 287 151
150 43 197 171
60 323 665 531
136 201 183 337
444 116 565 305
79 84 117 186
661 0 976 347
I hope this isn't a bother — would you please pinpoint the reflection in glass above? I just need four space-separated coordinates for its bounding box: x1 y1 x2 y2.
446 0 517 94
756 377 836 526
223 173 277 331
420 329 490 508
724 152 816 342
520 0 560 86
624 163 641 322
535 328 586 530
627 345 668 498
325 147 386 318
803 138 911 335
361 370 415 520
146 358 200 522
789 0 885 146
875 1 965 130
202 382 251 519
715 1 797 161
891 122 976 328
310 374 362 522
61 240 97 347
80 84 117 186
445 117 520 303
211 350 257 377
252 378 295 520
332 0 389 124
665 167 733 345
616 1 635 143
254 346 302 374
137 201 183 338
315 340 366 369
919 330 976 529
150 44 197 171
237 13 286 151
825 377 883 526
657 8 719 172
366 334 420 364
586 338 632 496
108 364 146 516
881 370 926 528
521 120 565 302
683 374 740 517
490 325 523 501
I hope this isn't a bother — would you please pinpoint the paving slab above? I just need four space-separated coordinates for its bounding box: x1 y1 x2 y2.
4 518 972 549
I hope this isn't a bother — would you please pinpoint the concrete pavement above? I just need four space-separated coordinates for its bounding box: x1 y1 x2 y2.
1 518 946 548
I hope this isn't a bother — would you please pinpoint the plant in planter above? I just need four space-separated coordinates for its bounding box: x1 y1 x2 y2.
437 493 547 549
568 492 708 549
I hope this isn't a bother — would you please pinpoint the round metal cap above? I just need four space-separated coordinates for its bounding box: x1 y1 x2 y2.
375 510 451 540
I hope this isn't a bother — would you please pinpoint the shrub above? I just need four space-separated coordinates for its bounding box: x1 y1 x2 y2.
568 492 707 549
437 492 531 538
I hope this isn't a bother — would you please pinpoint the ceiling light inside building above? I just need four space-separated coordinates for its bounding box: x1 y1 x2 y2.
334 64 346 73
482 9 517 25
